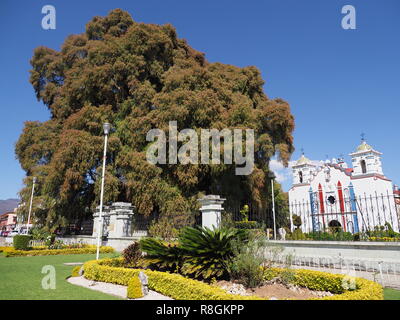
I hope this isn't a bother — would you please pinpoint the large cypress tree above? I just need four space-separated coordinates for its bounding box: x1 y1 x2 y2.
15 9 294 230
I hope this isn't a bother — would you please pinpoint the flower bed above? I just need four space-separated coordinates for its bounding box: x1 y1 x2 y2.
2 245 114 257
82 258 383 300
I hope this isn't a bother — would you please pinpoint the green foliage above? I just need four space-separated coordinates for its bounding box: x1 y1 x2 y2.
147 216 179 241
234 221 258 229
139 238 183 272
288 228 306 240
84 258 383 300
292 214 302 229
306 231 353 241
239 205 249 221
227 234 267 288
84 258 263 300
179 226 246 280
13 235 32 251
29 227 51 240
140 226 245 280
127 276 144 299
366 223 400 238
16 9 294 229
122 242 143 268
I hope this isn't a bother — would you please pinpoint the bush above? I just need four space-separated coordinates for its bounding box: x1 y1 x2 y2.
127 276 144 299
13 235 32 250
139 238 183 272
179 226 246 280
83 258 262 300
71 266 81 277
148 216 179 241
140 226 246 280
234 221 258 230
122 242 144 268
307 231 353 241
227 234 267 288
289 228 306 240
83 258 383 300
3 245 114 257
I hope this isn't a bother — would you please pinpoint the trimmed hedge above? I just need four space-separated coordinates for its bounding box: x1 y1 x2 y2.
263 268 383 300
83 258 263 300
71 266 81 277
83 258 383 300
3 245 114 257
234 221 258 229
13 235 32 250
127 276 144 299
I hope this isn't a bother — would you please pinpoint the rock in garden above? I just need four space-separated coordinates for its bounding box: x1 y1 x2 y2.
138 271 149 296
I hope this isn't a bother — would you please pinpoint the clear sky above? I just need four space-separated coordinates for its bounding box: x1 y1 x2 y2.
0 0 399 199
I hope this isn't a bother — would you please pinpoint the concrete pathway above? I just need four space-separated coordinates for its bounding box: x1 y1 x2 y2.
67 276 173 300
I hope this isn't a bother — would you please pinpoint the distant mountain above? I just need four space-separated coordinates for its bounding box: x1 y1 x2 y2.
0 199 19 214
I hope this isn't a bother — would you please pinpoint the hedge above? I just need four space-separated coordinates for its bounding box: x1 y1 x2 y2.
3 245 114 257
234 221 258 229
71 266 81 277
83 258 263 300
83 258 383 300
127 276 144 299
13 235 32 250
263 267 383 300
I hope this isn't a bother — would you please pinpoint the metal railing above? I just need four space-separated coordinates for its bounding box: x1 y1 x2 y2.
290 192 400 233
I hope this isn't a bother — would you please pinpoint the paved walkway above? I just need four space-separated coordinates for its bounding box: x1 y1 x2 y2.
67 276 173 300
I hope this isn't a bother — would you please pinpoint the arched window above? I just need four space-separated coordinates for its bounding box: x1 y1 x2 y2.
360 160 367 174
299 171 303 183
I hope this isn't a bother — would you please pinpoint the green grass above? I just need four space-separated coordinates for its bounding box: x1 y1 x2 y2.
0 253 123 300
384 288 400 300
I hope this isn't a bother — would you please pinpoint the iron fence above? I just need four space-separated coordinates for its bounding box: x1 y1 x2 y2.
290 192 400 233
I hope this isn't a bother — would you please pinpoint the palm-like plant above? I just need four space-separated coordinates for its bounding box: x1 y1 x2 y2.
179 226 245 280
139 238 184 272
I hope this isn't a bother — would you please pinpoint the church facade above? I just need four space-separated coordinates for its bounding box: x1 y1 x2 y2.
288 140 399 234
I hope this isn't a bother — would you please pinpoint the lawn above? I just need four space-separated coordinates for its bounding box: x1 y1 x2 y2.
1 252 399 300
0 253 122 300
383 288 400 300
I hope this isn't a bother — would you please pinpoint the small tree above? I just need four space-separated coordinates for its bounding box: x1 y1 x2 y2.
292 214 302 229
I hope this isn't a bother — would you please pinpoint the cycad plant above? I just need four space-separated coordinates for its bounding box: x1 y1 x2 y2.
139 238 184 272
179 226 246 280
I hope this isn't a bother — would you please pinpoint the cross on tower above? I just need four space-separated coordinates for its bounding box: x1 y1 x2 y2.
361 133 365 142
301 147 304 155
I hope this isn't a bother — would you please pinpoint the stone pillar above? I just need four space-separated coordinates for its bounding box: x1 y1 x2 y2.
107 202 135 238
198 195 226 229
92 205 110 238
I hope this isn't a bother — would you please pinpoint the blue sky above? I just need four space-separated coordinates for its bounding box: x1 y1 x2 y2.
0 0 399 199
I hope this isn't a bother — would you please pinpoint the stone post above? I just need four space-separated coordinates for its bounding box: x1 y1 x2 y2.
92 205 110 238
107 202 135 238
198 195 226 229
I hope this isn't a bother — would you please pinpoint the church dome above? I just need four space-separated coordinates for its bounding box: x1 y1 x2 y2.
356 141 373 152
296 154 310 165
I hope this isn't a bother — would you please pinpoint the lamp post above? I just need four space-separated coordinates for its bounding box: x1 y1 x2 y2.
26 177 36 234
96 122 111 260
268 172 277 240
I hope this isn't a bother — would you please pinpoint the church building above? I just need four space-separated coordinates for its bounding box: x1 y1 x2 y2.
288 139 399 234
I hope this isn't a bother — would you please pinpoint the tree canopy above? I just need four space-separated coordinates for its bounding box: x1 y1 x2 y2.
16 9 294 229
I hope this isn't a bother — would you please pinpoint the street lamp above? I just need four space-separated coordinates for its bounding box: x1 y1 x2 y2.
96 123 111 260
268 171 277 240
26 177 36 234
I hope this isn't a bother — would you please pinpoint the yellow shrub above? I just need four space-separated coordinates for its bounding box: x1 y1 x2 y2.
3 246 114 257
83 259 264 300
127 276 144 299
71 266 81 277
83 258 383 300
